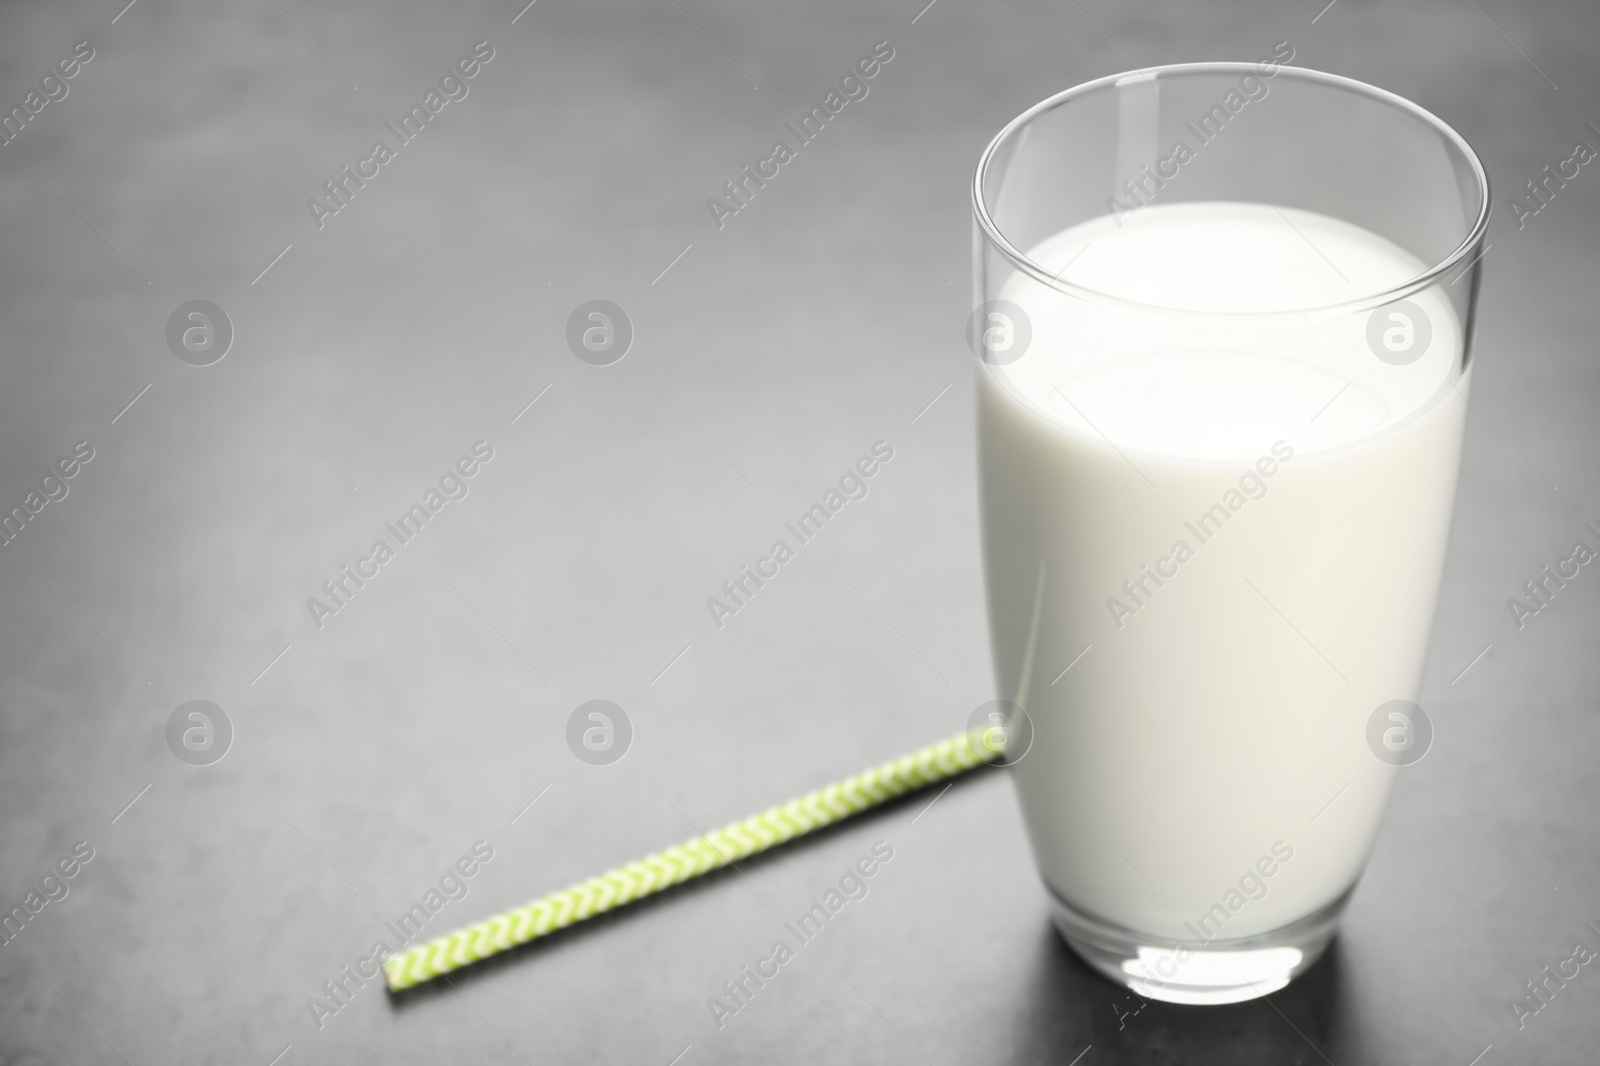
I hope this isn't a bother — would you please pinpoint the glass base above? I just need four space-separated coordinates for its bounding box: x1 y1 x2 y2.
1047 886 1350 1005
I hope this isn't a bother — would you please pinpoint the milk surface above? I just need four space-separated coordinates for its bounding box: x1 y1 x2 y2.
981 202 1467 941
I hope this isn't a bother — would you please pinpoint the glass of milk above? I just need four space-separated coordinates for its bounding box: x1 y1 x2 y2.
970 59 1489 1004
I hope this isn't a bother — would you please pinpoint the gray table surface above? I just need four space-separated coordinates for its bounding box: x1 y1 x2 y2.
2 0 1597 1063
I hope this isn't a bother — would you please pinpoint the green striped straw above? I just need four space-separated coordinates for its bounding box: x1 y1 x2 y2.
383 728 1005 991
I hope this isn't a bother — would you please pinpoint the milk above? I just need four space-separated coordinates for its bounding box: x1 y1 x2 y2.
980 202 1467 943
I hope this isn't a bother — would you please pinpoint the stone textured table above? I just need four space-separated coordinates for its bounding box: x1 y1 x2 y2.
0 0 1596 1063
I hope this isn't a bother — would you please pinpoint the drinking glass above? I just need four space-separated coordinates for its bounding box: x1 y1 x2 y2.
970 60 1489 1004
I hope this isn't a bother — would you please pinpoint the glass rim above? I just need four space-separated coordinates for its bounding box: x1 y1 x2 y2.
972 62 1492 322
